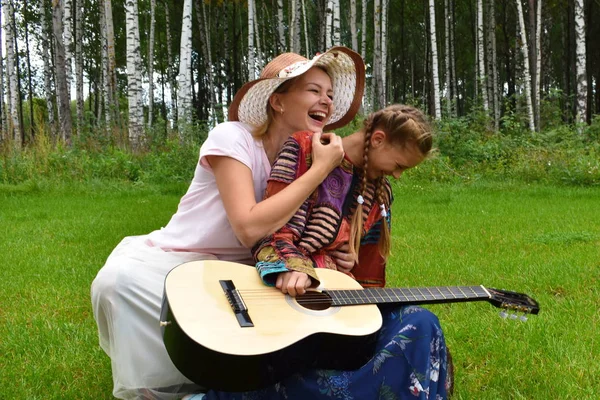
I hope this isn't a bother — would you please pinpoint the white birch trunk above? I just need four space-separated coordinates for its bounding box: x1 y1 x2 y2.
429 0 441 119
247 0 256 80
373 0 381 109
361 0 367 59
4 0 21 144
125 0 144 145
276 0 285 52
487 0 499 129
574 0 587 125
39 0 55 131
104 0 119 125
63 0 73 98
332 0 341 46
535 0 542 129
350 0 357 52
477 0 488 112
75 0 84 130
177 0 193 125
515 0 535 132
52 0 73 143
302 0 309 56
380 0 388 105
100 0 110 127
0 3 6 139
148 0 156 127
165 2 177 125
450 0 457 116
325 0 333 49
444 0 451 116
291 0 301 53
253 1 263 67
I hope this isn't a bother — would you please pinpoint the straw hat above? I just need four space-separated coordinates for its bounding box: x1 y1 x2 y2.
229 46 365 131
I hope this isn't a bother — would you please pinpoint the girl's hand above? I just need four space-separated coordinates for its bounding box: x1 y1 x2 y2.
311 131 344 174
275 271 312 297
328 243 356 273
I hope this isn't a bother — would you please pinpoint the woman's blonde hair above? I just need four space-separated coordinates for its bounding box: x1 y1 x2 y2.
349 104 433 261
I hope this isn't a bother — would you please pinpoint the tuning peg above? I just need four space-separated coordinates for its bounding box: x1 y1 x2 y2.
509 313 518 320
499 310 508 319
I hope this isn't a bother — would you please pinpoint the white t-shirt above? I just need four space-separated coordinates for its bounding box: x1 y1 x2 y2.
146 122 271 264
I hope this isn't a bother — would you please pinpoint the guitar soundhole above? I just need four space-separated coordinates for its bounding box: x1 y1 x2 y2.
296 291 333 311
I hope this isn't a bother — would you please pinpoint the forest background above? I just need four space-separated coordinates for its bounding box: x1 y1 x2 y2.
1 0 599 399
0 0 599 185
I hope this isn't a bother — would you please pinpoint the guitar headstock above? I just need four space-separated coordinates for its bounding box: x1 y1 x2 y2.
486 288 540 317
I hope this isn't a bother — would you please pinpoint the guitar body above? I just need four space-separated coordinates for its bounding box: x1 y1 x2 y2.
161 260 383 392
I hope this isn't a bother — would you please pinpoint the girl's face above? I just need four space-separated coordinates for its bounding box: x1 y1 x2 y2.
270 67 334 134
365 133 425 180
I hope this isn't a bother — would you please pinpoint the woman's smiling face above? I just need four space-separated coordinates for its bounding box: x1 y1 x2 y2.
270 67 334 134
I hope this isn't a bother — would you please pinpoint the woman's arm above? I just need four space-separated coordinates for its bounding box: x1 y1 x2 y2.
207 132 343 248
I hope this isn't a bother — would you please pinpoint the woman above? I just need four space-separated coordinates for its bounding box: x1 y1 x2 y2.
91 46 365 400
195 105 451 400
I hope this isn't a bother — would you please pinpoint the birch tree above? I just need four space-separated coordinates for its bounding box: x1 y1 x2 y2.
535 0 542 129
290 0 301 52
0 1 6 139
75 0 84 130
177 0 193 125
487 0 499 129
325 0 333 49
4 0 21 144
444 0 452 117
247 0 256 80
350 0 357 52
63 0 73 95
276 0 285 52
52 0 73 143
381 0 388 105
361 0 367 58
574 0 587 125
104 0 119 126
164 2 177 125
429 0 441 119
39 0 55 131
373 0 382 110
477 0 488 112
302 0 309 56
332 0 341 46
148 0 156 127
125 0 144 145
515 0 535 132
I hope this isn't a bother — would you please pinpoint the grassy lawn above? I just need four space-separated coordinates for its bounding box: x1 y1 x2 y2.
1 178 598 399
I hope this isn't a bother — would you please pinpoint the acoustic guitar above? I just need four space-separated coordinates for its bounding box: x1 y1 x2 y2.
160 260 539 392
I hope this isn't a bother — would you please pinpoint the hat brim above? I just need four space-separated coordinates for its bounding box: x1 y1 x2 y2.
229 47 365 131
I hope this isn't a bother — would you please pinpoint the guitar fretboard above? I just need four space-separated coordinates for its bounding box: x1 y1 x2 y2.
325 285 491 307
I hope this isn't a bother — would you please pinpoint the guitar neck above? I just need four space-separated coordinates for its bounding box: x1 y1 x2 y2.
325 285 492 307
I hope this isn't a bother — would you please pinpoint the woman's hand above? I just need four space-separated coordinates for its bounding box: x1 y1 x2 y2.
276 271 312 297
311 131 344 174
328 243 356 273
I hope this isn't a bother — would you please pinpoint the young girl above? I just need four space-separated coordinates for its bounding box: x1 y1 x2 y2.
197 105 451 399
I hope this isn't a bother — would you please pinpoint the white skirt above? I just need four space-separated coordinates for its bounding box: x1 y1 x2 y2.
91 236 217 399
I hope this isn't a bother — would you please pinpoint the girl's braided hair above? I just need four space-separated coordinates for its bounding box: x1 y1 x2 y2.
349 104 433 260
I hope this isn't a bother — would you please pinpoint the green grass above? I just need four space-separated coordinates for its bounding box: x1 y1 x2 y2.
1 178 599 399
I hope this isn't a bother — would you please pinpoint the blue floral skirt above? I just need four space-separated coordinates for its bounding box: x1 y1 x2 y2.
204 306 449 400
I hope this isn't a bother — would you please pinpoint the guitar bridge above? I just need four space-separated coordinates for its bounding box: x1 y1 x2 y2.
220 280 254 327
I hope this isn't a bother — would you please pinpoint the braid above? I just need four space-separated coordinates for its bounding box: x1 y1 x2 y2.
349 118 374 260
376 178 391 259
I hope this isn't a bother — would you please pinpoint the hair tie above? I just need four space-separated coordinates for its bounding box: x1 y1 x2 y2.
357 195 364 205
380 203 388 218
